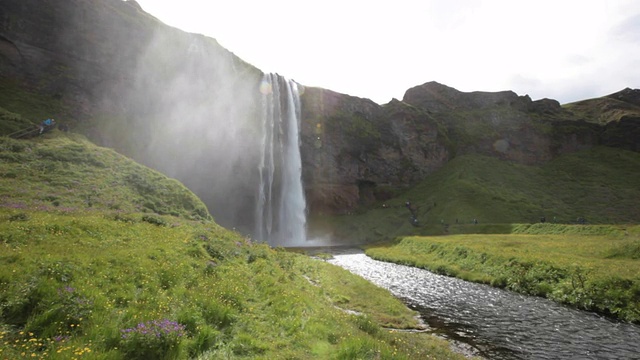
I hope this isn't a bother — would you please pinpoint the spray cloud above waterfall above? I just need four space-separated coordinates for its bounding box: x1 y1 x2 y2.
99 22 313 245
98 23 267 234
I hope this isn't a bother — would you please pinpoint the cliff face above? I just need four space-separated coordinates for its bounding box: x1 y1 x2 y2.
402 81 604 164
300 88 451 214
1 0 265 231
299 82 640 214
1 0 638 226
0 0 156 117
403 81 531 113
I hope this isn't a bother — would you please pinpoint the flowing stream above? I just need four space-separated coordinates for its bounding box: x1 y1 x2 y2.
328 249 640 359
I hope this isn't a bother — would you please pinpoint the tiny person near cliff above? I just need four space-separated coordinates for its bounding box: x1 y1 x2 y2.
39 118 56 134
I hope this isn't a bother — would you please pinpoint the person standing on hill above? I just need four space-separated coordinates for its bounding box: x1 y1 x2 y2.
39 118 55 134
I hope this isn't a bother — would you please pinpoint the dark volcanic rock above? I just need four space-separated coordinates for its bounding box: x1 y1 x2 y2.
530 98 563 115
300 88 451 214
0 0 157 118
401 81 612 164
601 115 640 152
607 88 640 107
402 81 531 113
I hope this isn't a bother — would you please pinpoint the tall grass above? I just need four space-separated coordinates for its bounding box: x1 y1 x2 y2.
0 210 467 359
0 134 209 220
0 134 468 359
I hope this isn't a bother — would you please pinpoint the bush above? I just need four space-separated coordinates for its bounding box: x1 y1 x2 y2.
142 214 168 226
120 319 187 360
187 325 220 357
354 314 379 336
8 212 29 222
607 240 640 259
32 285 91 334
201 301 236 329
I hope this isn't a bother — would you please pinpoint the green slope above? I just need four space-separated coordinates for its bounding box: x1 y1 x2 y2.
564 96 640 125
323 146 640 243
0 79 72 135
0 133 209 220
0 132 467 359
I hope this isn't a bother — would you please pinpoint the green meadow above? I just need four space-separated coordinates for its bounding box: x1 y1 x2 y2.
0 132 468 359
320 146 640 244
365 224 640 323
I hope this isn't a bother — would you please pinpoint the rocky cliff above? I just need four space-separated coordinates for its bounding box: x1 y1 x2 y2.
401 81 604 164
300 88 451 214
1 0 638 230
1 0 265 231
298 81 639 213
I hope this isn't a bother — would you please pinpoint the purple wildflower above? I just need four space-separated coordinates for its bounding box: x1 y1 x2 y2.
57 286 75 296
120 319 186 339
53 335 70 342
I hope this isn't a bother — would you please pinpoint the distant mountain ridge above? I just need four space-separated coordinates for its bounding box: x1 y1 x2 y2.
403 81 540 113
1 0 638 232
299 83 639 214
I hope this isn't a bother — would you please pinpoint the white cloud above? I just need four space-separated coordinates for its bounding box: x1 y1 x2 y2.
134 0 640 104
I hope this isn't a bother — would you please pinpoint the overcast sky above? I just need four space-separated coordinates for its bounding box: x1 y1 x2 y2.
133 0 639 105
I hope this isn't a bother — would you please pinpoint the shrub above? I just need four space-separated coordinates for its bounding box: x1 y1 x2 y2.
120 319 187 360
25 285 92 338
142 214 168 226
8 212 29 221
201 301 236 329
187 325 220 357
607 240 640 260
353 314 379 336
112 213 137 223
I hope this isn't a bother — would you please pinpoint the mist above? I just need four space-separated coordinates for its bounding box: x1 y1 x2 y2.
82 16 267 237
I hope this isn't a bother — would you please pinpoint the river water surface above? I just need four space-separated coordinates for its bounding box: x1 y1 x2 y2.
327 249 640 359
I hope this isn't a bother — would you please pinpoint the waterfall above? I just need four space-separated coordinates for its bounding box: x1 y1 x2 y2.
255 73 307 246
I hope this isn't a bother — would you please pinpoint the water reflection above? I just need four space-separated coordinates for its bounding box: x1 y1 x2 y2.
327 250 640 360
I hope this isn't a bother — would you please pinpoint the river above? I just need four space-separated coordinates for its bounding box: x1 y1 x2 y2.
326 249 640 359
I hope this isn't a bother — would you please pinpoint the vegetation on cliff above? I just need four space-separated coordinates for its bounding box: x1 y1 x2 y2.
564 88 640 125
0 80 67 136
321 146 640 244
0 132 467 359
0 134 209 220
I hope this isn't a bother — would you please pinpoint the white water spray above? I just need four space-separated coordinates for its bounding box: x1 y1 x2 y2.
255 73 307 246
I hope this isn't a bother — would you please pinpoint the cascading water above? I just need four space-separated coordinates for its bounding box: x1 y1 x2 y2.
255 73 307 247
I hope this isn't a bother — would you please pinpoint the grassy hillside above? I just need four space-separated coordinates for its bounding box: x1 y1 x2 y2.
320 146 640 243
564 96 640 125
0 133 209 220
0 132 467 359
0 79 71 136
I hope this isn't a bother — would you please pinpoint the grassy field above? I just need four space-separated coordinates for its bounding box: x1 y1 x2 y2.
321 146 640 244
0 132 468 359
365 224 640 323
0 134 209 220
